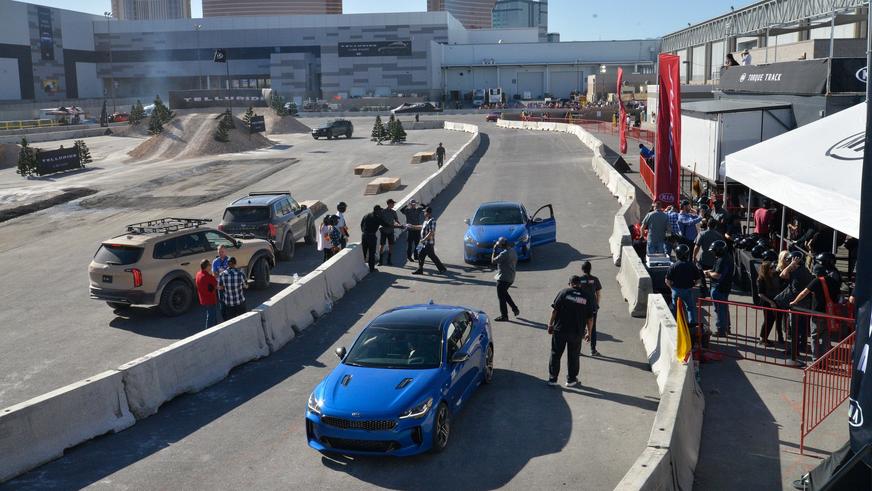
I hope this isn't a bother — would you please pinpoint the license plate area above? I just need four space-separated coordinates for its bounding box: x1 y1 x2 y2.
102 275 113 283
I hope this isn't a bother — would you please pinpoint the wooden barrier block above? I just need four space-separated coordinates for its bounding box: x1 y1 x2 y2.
364 177 401 195
354 163 387 177
410 151 436 164
299 200 327 217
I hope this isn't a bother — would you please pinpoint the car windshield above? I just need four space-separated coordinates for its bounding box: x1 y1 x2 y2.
319 122 335 128
223 206 269 222
473 205 524 225
344 325 442 369
94 244 144 265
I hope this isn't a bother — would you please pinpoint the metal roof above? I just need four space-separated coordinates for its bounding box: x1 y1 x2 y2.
682 99 792 115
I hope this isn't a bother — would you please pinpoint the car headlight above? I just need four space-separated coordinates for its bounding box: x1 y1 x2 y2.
307 393 322 416
399 397 433 419
464 235 475 244
518 233 530 243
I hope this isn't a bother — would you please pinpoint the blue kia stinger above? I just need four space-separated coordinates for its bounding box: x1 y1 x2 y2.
463 201 557 263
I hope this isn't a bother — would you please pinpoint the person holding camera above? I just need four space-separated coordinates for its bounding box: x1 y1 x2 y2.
378 199 402 266
491 237 519 322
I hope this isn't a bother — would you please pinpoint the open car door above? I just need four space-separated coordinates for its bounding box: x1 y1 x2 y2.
529 204 556 247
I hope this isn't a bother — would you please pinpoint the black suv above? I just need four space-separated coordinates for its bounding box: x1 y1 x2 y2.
219 192 316 261
312 119 353 139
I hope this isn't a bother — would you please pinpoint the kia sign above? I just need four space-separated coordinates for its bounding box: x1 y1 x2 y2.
830 58 869 93
36 147 81 175
169 90 267 109
857 66 868 83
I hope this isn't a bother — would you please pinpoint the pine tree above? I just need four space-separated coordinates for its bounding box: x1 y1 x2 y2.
270 91 288 117
370 115 387 144
129 100 145 126
148 111 164 135
394 118 407 143
16 137 36 177
286 101 298 116
242 106 255 128
153 95 174 124
222 109 235 129
388 115 406 144
100 100 109 127
214 110 234 142
75 140 92 166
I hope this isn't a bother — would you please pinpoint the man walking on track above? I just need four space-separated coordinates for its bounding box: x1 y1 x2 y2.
547 275 595 387
378 198 402 266
578 261 602 356
436 142 446 168
491 237 519 322
410 206 447 275
402 199 425 261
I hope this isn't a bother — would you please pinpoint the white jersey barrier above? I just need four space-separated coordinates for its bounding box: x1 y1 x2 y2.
120 311 269 419
0 370 135 482
317 243 371 302
618 246 652 318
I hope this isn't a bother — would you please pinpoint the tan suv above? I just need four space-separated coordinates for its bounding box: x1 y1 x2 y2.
89 218 275 316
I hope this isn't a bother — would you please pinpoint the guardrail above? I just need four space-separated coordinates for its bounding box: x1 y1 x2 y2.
639 156 655 198
0 119 61 130
0 121 481 484
801 331 856 454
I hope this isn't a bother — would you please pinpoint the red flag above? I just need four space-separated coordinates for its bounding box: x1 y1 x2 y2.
654 53 682 206
617 67 627 154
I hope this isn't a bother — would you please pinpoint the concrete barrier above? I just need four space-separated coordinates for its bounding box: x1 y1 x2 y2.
0 370 134 483
119 311 269 419
254 272 330 352
639 295 679 393
610 211 632 266
614 447 673 491
317 244 370 302
617 245 653 318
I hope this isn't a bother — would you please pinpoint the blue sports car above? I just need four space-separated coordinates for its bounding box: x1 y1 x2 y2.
306 303 493 456
463 201 557 263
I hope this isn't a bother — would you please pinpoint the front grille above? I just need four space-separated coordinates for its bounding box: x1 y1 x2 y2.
321 416 397 431
477 242 494 249
321 436 398 453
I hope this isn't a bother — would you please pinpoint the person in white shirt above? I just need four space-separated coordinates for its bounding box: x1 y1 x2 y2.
336 201 349 249
741 49 752 66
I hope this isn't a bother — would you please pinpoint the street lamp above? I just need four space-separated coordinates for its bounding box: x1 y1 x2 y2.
103 11 116 113
194 24 203 90
599 64 607 102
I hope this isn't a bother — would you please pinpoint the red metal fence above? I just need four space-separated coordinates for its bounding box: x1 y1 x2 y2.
801 332 856 454
639 156 655 197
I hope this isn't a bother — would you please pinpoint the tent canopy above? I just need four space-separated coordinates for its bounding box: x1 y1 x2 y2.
725 102 865 237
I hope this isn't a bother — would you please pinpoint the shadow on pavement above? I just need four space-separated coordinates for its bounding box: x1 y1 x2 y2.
318 369 572 490
520 241 591 271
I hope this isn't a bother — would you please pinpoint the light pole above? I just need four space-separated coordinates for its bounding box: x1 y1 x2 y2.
103 12 116 113
599 64 607 103
575 59 580 98
194 24 203 90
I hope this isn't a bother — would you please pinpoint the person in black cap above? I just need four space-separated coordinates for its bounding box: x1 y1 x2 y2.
704 240 733 336
408 206 447 275
791 262 841 359
360 205 398 272
336 201 349 249
401 199 425 261
547 275 595 387
578 261 602 356
378 198 402 266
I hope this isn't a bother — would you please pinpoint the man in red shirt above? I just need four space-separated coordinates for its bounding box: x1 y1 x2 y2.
754 199 775 236
196 259 219 328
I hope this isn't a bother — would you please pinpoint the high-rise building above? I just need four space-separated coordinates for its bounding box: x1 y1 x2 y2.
203 0 342 17
492 0 547 41
111 0 191 20
427 0 496 29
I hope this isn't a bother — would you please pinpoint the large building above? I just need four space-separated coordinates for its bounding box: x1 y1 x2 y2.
0 0 658 106
492 0 547 41
202 0 342 17
427 0 496 29
111 0 191 20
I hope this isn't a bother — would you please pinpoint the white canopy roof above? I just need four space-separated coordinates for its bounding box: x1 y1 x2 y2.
725 102 866 237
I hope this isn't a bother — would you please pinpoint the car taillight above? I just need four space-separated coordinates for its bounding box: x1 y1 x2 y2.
268 223 277 239
217 224 224 231
126 268 143 288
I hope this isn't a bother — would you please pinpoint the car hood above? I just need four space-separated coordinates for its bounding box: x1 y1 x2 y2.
315 364 442 417
466 224 527 242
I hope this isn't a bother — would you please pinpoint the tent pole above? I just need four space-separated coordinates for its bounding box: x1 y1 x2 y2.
747 189 753 234
780 206 787 253
832 229 838 254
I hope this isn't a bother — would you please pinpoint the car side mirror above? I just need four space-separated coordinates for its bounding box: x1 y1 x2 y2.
463 218 470 225
450 351 470 363
335 346 347 360
300 204 307 210
235 240 242 248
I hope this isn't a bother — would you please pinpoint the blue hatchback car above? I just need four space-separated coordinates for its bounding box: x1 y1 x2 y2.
306 304 493 456
463 201 557 263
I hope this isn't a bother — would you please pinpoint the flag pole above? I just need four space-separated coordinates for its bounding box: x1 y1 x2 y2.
225 50 232 115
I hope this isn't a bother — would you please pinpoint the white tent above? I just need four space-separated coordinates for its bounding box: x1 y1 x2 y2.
725 102 865 237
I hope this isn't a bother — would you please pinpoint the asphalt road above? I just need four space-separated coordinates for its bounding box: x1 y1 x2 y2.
0 123 471 407
5 121 659 490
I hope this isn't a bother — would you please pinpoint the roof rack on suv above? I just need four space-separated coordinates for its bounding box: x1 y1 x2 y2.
126 218 212 235
248 191 290 197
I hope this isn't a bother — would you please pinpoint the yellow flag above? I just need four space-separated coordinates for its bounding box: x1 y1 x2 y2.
675 297 692 363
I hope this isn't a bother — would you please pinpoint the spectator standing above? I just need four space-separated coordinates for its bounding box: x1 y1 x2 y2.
318 215 342 262
677 201 703 245
704 240 734 336
741 49 752 66
639 143 655 161
779 251 813 359
754 199 776 236
664 205 681 253
756 260 784 346
410 207 447 275
360 205 396 272
791 264 841 359
195 259 219 328
711 199 730 225
578 261 603 356
641 201 669 256
401 199 425 261
491 237 519 322
547 275 595 387
693 219 722 297
378 199 402 266
666 244 703 326
435 142 446 168
218 257 247 320
336 201 349 249
724 53 740 67
212 245 230 320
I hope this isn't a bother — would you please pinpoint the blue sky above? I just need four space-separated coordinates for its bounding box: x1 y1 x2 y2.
19 0 754 40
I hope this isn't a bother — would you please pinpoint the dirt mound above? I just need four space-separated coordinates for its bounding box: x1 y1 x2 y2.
0 143 21 169
263 112 311 134
127 112 275 161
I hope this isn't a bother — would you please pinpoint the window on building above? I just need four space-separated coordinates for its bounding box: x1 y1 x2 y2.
710 41 724 81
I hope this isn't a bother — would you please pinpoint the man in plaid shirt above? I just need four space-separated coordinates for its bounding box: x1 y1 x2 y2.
219 257 247 320
410 207 447 275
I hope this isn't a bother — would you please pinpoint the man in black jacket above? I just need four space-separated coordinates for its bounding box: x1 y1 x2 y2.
547 275 595 387
360 205 397 272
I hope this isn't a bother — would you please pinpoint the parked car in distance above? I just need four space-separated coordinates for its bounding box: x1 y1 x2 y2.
463 201 557 263
312 119 353 139
88 218 274 316
110 112 130 123
485 112 501 122
219 191 316 261
306 303 493 456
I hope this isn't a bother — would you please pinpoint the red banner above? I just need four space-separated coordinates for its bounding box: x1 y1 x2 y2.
654 53 682 206
617 67 627 154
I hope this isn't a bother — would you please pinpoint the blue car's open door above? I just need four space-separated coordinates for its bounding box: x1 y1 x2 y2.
529 204 556 247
